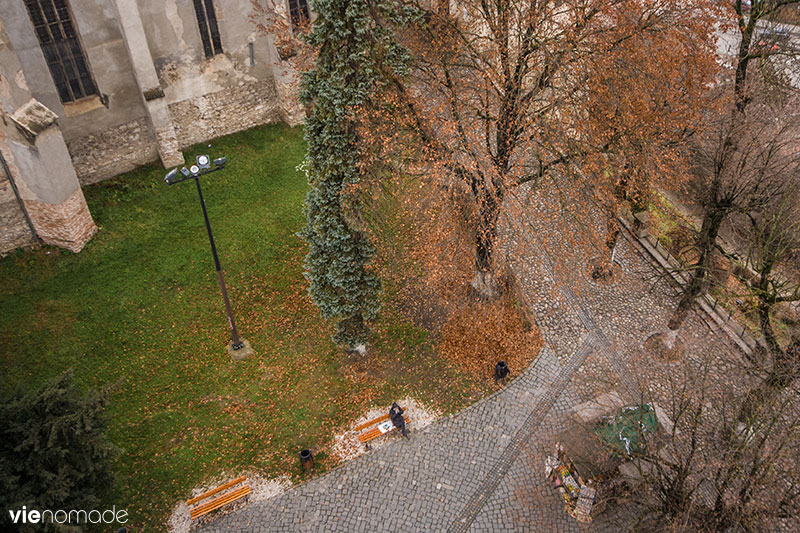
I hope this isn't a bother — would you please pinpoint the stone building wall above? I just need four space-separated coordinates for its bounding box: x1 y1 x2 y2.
0 0 303 254
66 117 160 185
145 0 290 148
0 13 36 254
169 78 281 148
2 109 97 253
1 16 95 255
0 159 36 255
24 187 96 252
0 0 300 186
0 112 97 254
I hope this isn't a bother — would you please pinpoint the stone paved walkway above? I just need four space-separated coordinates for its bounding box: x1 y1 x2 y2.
201 197 745 532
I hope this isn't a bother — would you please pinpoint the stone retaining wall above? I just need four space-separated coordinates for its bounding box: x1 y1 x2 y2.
619 212 760 355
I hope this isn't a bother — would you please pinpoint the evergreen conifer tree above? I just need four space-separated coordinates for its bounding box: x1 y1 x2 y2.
299 0 410 351
0 370 117 530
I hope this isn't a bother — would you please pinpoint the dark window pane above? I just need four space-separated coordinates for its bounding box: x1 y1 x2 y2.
49 22 63 39
23 0 97 103
57 42 74 70
61 19 75 38
42 45 57 63
69 39 83 59
56 4 70 20
288 0 309 28
203 0 216 20
204 0 222 54
75 57 89 76
210 27 222 54
193 0 223 57
81 76 96 95
55 81 71 102
69 78 81 97
26 2 44 28
35 27 51 44
40 2 56 24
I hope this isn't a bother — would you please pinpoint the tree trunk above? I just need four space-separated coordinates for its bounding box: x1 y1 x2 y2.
335 312 368 354
757 260 782 357
733 8 758 114
471 191 501 300
738 340 799 423
591 215 620 280
737 264 799 420
606 217 620 256
596 167 628 278
764 335 799 392
668 207 725 332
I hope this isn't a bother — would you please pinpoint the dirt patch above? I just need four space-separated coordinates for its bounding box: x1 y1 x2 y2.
398 281 450 333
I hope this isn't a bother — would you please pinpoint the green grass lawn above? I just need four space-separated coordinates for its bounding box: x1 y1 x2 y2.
0 124 488 530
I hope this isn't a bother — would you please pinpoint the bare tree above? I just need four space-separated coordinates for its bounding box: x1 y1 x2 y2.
727 182 800 420
594 356 800 531
732 0 800 114
665 107 797 342
666 0 800 334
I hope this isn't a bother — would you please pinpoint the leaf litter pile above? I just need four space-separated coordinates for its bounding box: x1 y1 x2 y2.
438 295 542 378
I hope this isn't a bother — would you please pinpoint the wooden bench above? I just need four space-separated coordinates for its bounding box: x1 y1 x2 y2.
356 410 409 445
187 475 251 520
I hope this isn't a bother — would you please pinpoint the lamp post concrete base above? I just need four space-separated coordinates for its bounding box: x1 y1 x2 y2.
227 338 253 361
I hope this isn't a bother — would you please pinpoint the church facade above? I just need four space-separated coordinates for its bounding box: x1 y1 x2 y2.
1 0 307 254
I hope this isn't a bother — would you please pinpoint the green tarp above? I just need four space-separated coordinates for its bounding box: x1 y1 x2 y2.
595 404 658 456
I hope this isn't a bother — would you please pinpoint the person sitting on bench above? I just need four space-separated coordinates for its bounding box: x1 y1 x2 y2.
389 402 408 439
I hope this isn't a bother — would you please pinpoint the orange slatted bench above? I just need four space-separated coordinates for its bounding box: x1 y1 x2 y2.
357 409 409 445
187 475 251 520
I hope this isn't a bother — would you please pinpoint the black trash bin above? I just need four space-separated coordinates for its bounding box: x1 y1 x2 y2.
495 360 509 380
300 448 314 471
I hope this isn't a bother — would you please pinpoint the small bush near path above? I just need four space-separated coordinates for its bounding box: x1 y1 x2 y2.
0 124 529 530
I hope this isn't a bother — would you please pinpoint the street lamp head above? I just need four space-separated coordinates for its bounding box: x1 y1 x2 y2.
197 154 211 170
213 157 227 169
164 168 178 185
180 167 191 177
189 165 200 175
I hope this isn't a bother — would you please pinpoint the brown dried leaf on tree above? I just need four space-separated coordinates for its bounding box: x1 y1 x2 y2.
355 0 722 302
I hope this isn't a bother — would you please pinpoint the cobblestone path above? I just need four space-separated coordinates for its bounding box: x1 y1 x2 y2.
202 204 744 532
202 340 586 532
448 336 597 533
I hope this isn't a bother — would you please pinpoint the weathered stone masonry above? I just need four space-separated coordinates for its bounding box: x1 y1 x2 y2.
67 117 160 186
68 75 284 185
170 78 281 148
1 121 97 254
0 163 36 254
24 188 97 253
1 16 96 255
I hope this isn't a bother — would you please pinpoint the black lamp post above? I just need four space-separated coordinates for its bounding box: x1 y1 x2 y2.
165 155 250 358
